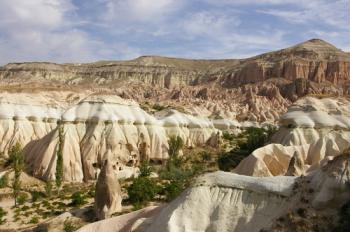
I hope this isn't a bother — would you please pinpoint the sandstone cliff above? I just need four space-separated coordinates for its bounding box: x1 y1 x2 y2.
0 93 219 182
0 39 349 123
235 96 350 177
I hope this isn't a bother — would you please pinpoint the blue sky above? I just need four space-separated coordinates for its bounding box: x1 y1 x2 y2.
0 0 349 64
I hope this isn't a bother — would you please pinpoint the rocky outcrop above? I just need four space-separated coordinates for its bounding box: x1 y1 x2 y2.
222 39 350 87
0 39 349 124
0 92 226 182
78 152 350 232
235 96 350 177
285 151 305 176
95 159 122 220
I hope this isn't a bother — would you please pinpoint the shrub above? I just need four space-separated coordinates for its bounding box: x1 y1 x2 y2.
31 191 45 202
222 131 235 141
201 152 212 161
127 177 159 207
167 136 183 167
152 104 166 111
64 220 75 232
139 161 152 177
162 180 185 201
56 126 64 193
218 126 277 171
217 149 249 171
29 216 39 224
0 207 6 225
9 143 24 207
70 192 87 206
0 173 9 188
45 181 53 197
17 193 28 205
21 205 30 211
87 189 95 198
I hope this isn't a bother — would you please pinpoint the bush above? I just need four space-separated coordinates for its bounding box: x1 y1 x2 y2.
70 192 87 206
87 189 95 198
201 152 212 161
239 127 276 153
0 173 8 188
31 191 45 202
127 177 159 207
218 149 249 171
29 216 39 224
8 143 24 207
139 161 152 177
17 193 28 205
162 180 185 201
0 207 6 225
45 181 53 197
218 126 277 171
222 131 235 141
64 220 75 232
152 104 166 111
167 136 183 167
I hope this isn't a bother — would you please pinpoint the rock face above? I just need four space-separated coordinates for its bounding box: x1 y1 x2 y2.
222 39 350 87
8 94 219 182
95 159 122 220
235 96 350 177
285 151 305 176
80 153 349 231
0 39 349 123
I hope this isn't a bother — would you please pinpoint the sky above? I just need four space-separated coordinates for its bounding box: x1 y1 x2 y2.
0 0 349 64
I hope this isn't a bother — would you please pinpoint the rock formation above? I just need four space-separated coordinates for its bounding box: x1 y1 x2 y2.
95 159 122 220
1 39 350 182
285 151 305 176
10 94 218 182
0 39 349 124
78 152 350 231
235 96 350 177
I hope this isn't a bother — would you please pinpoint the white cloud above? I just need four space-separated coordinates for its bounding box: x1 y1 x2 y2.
0 0 140 64
0 0 348 64
101 0 183 23
182 11 240 38
258 0 350 30
0 0 74 30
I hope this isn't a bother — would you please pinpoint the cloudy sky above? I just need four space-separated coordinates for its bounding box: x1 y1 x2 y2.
0 0 349 64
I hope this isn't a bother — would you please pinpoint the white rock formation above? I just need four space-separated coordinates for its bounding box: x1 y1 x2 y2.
78 153 350 232
6 95 217 182
95 159 122 220
0 93 63 157
235 96 350 177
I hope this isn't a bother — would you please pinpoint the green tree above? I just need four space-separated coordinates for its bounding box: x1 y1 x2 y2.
127 177 158 208
218 126 277 171
167 136 184 170
45 181 53 197
55 125 64 194
0 207 6 225
0 172 9 188
9 143 24 207
70 191 87 206
139 161 152 177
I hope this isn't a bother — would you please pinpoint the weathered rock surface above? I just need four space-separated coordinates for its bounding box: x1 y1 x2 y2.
80 153 349 231
285 151 305 176
235 96 350 177
0 39 349 123
0 93 219 182
95 160 122 220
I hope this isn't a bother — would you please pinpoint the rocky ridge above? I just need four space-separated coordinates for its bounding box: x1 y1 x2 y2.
0 39 349 123
235 96 350 176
